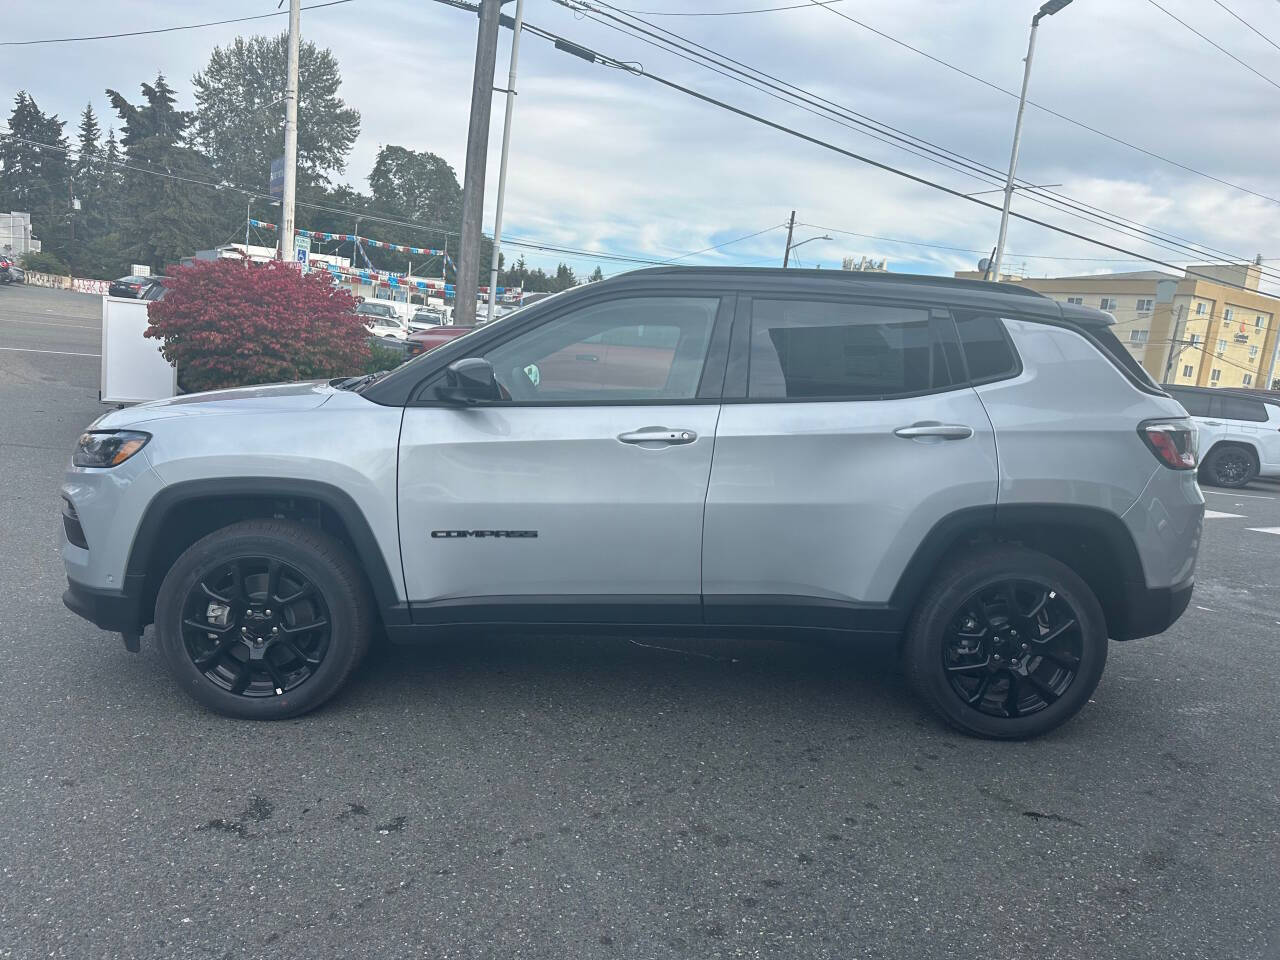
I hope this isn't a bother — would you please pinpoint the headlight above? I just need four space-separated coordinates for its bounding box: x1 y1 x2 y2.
73 430 151 468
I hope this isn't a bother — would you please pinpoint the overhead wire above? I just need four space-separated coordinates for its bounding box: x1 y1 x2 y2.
1142 0 1280 91
0 0 354 46
1206 0 1280 53
797 0 1280 208
484 4 1280 296
568 0 1280 284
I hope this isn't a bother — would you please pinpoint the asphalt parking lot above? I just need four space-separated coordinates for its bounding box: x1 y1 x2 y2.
1 283 1277 960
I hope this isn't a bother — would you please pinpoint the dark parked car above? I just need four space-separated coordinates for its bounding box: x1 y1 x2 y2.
108 275 158 298
0 254 14 284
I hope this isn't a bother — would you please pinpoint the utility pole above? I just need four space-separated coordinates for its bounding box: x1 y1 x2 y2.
454 0 504 327
1162 304 1187 384
487 0 524 324
280 0 301 262
781 210 795 267
244 196 251 263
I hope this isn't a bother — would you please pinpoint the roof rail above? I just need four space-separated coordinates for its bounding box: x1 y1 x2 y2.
618 265 1049 299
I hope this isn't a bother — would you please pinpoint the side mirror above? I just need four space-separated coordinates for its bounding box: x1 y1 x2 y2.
437 357 501 403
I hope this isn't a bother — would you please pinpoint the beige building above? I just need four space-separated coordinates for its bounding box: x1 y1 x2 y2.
955 261 1280 390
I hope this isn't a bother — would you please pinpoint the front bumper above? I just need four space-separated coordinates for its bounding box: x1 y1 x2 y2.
1112 577 1194 641
62 576 146 634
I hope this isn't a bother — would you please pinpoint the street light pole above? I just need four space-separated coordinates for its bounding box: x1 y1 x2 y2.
991 0 1072 281
784 234 833 267
487 0 524 324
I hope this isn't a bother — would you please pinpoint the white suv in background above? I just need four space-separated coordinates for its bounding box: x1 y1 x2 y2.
1165 385 1280 488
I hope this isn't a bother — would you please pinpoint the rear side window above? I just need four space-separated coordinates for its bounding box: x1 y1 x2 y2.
952 311 1019 382
748 299 950 399
1170 389 1213 417
1220 396 1268 422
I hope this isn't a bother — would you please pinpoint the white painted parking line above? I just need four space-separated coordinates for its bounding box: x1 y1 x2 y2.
0 346 100 357
1204 489 1278 501
1204 510 1245 519
1247 527 1280 535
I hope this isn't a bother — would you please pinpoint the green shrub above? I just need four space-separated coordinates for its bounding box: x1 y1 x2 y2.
365 341 406 374
20 250 71 274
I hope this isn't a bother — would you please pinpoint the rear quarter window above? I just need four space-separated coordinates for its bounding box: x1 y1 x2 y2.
1169 389 1213 417
1220 396 1269 422
951 311 1019 383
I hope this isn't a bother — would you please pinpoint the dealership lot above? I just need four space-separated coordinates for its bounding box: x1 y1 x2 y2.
1 285 1277 959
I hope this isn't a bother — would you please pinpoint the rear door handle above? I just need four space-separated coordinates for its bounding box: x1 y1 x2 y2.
618 427 697 445
893 422 973 440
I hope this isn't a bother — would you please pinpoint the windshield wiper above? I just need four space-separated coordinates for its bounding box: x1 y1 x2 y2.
337 369 390 391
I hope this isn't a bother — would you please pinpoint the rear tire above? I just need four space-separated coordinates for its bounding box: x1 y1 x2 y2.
902 545 1108 740
155 519 373 720
1200 444 1257 488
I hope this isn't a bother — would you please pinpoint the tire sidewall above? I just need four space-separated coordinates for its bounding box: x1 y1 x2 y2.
156 528 365 720
1205 445 1256 488
907 549 1108 740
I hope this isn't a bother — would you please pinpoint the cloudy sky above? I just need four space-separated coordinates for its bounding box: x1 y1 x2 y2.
4 0 1280 285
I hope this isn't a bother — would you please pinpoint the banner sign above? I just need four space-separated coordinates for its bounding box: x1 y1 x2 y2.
248 219 445 256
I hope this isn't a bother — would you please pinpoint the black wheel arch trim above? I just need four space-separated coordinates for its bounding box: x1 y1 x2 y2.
125 478 407 625
890 503 1150 635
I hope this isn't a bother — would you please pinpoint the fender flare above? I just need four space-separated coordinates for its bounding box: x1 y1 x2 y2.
125 477 404 621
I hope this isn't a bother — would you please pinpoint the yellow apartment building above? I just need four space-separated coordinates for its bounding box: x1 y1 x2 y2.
955 261 1280 390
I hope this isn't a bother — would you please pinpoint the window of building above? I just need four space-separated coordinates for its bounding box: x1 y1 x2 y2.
1211 368 1221 383
1257 315 1266 329
1217 338 1227 354
1136 298 1154 312
1250 345 1259 359
1224 307 1234 322
1065 296 1083 305
1195 302 1207 315
1128 329 1149 345
747 299 955 399
1099 297 1117 311
1244 374 1254 387
1181 364 1194 378
1190 334 1203 346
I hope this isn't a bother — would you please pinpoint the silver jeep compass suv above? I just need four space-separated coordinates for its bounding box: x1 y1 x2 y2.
61 269 1203 738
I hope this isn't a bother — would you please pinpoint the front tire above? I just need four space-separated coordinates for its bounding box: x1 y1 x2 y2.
903 545 1108 740
155 519 373 720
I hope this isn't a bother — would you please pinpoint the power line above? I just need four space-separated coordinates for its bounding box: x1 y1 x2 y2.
0 0 354 46
1142 0 1280 92
569 0 1280 285
1207 0 1280 53
658 223 788 262
618 0 840 15
495 8 1280 296
799 0 1280 208
796 222 1273 264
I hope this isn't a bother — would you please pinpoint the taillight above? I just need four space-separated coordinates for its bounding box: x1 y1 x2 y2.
1139 420 1197 470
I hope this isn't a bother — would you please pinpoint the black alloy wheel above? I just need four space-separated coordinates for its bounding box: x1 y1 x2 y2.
1205 446 1254 488
902 545 1108 739
180 556 331 698
156 519 372 720
941 579 1083 720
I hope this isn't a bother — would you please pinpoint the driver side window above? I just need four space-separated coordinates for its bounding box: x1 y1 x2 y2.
482 296 720 402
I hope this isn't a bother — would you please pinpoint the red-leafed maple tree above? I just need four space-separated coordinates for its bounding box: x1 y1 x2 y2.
145 258 370 391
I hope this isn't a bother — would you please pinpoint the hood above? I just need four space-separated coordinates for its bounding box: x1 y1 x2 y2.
92 379 338 429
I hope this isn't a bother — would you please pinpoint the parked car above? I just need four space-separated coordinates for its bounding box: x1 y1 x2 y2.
109 275 159 298
0 254 14 284
408 306 448 332
60 268 1202 738
406 323 474 357
1164 384 1280 488
356 301 408 341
